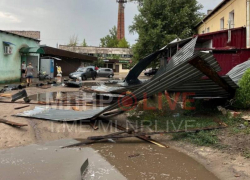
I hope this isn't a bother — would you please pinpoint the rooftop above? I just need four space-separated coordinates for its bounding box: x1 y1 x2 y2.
0 30 40 42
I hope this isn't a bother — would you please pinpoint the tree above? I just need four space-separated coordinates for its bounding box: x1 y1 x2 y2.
100 26 119 48
68 34 78 46
234 69 250 109
82 39 88 47
94 59 105 67
118 37 130 48
129 0 203 62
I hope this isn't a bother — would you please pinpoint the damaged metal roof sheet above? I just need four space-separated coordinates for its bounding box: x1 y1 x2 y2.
15 106 105 122
170 60 250 98
227 60 250 85
89 37 225 119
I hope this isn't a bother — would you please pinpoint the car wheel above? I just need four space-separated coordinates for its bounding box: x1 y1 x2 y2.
109 74 113 78
92 75 96 80
82 75 87 81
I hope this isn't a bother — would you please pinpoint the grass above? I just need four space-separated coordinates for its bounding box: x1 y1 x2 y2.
243 149 250 159
127 97 250 147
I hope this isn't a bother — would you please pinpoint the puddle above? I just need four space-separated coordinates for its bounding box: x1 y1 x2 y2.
0 139 126 180
92 139 219 180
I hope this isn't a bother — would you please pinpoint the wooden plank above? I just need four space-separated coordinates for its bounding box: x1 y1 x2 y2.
0 119 28 128
14 105 30 110
0 94 12 98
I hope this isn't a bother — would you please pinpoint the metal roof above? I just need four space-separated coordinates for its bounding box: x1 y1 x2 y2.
0 30 40 42
20 46 97 62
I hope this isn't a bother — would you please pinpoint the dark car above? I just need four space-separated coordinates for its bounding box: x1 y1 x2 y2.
97 68 114 78
144 69 158 76
69 67 97 80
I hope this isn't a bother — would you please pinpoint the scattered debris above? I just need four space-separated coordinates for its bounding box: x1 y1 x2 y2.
11 90 30 102
72 106 80 111
65 81 83 87
242 115 250 121
0 94 12 98
128 153 140 158
0 84 25 93
87 123 228 141
80 159 89 179
14 105 30 110
15 106 104 122
238 124 246 129
89 121 99 130
0 118 28 128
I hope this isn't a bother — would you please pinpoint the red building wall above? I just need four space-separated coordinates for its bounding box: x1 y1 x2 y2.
197 27 250 75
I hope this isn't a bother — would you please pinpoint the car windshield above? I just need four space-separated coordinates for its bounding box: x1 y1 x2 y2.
76 68 86 72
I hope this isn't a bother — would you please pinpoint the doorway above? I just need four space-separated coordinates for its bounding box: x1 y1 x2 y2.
27 56 39 77
115 65 119 73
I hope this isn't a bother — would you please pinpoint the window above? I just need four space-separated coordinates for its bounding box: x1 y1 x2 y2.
4 45 13 55
122 64 129 69
105 69 111 72
229 10 234 28
202 30 205 34
108 64 113 69
207 27 210 33
220 17 224 30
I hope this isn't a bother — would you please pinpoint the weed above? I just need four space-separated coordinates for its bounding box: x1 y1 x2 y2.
243 149 250 158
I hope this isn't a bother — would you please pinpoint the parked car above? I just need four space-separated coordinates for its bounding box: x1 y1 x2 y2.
144 69 158 76
69 67 97 80
97 68 114 78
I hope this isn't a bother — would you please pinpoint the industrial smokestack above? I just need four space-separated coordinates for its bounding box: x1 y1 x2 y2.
117 0 127 40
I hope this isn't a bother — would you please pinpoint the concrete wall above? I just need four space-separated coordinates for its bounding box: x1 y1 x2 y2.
0 32 40 83
59 46 132 58
105 63 129 73
118 63 129 73
197 0 247 34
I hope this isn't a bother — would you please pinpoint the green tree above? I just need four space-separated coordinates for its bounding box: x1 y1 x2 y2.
129 0 203 62
82 39 88 47
100 26 119 48
68 34 78 46
118 37 130 48
234 69 250 109
94 59 105 67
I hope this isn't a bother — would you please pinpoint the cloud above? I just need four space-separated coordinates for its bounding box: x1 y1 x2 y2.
0 11 21 23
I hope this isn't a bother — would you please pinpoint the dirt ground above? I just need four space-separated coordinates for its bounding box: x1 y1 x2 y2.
0 82 249 180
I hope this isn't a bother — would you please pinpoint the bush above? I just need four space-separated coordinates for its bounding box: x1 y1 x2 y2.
234 69 250 109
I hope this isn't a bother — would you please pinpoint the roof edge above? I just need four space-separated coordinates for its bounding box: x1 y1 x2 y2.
0 30 40 42
195 0 231 29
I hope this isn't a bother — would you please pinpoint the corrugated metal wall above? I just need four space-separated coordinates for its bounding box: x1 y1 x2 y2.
198 27 246 48
198 27 250 75
214 50 250 75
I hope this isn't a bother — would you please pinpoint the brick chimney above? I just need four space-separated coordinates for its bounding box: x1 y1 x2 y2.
117 1 125 40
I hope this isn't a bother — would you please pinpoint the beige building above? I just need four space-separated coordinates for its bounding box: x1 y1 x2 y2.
59 46 132 73
195 0 250 47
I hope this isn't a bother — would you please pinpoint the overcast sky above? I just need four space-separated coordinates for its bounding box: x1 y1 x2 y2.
0 0 222 47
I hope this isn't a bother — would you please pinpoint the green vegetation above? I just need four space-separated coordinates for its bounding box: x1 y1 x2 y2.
243 149 250 158
127 95 249 148
82 39 88 47
68 34 78 46
129 0 203 63
234 69 250 109
94 59 104 68
118 37 130 48
100 26 130 48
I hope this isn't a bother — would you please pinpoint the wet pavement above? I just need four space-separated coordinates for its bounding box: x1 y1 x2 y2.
0 139 126 180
